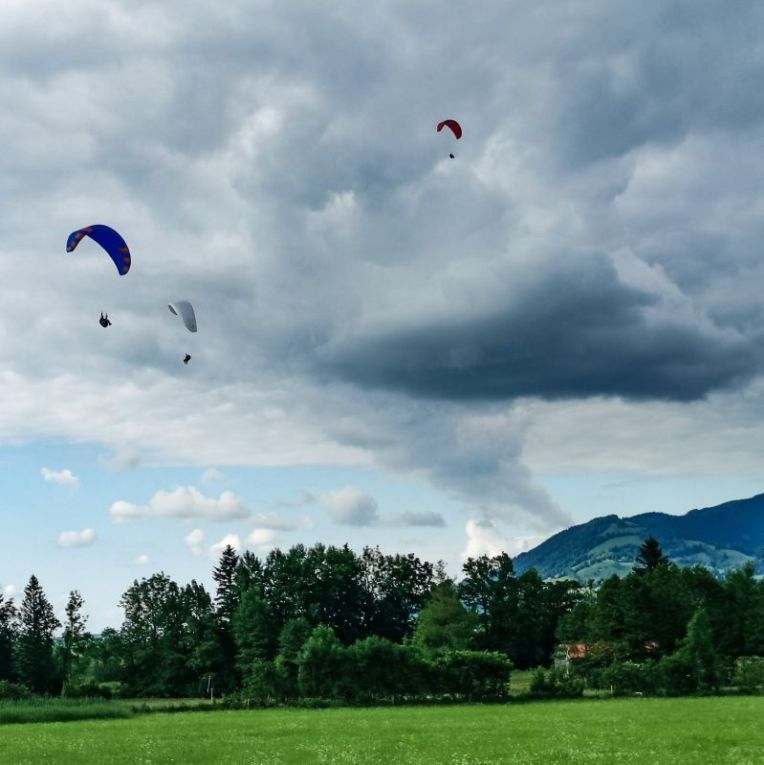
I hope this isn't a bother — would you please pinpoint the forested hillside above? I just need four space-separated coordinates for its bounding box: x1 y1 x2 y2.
514 493 764 581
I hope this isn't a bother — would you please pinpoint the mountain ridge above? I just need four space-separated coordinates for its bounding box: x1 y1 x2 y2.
513 493 764 581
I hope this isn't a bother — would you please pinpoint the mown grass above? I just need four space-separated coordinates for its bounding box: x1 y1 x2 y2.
1 696 763 764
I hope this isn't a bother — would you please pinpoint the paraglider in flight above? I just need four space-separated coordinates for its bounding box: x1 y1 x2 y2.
437 119 462 158
99 313 112 328
168 301 197 332
168 301 197 364
66 225 131 275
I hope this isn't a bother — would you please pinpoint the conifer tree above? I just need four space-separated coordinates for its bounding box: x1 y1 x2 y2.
212 545 240 689
61 590 88 689
0 594 17 681
634 537 669 574
213 544 240 625
15 575 60 693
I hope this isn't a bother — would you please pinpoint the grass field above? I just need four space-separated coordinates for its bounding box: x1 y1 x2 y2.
1 696 763 764
508 669 535 696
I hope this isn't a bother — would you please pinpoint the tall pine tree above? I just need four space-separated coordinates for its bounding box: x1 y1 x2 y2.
212 544 240 690
15 576 60 693
60 590 88 690
213 545 240 625
0 593 17 681
634 537 669 574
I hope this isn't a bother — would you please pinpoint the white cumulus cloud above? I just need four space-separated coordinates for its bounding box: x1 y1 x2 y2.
462 520 548 560
98 446 141 472
110 486 250 523
58 528 96 548
41 467 79 488
248 527 277 549
185 528 204 555
210 534 240 558
320 486 379 526
462 520 507 559
201 468 225 483
2 584 16 599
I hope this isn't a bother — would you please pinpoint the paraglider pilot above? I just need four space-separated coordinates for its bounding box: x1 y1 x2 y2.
183 354 192 365
99 313 112 328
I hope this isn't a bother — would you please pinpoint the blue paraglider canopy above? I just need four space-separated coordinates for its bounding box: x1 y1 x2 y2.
66 224 131 275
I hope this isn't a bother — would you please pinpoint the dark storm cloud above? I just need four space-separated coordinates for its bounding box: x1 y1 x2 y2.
319 253 760 401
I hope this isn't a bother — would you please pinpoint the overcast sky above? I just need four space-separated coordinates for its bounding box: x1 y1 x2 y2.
3 0 764 628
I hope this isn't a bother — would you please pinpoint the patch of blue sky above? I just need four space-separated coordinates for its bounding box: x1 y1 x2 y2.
536 473 764 527
0 439 462 631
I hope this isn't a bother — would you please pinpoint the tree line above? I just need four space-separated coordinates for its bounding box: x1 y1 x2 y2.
1 538 763 703
551 537 764 695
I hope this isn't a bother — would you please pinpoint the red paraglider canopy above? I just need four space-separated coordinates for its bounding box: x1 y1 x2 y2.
436 119 462 140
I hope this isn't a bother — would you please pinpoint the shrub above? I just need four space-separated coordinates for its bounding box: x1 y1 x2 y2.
431 650 513 701
297 626 349 700
62 682 113 700
732 657 764 693
0 681 31 701
529 668 584 699
242 659 285 705
346 637 424 703
600 661 658 696
656 652 696 696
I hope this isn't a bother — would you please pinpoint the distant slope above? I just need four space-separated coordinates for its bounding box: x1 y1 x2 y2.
513 493 764 581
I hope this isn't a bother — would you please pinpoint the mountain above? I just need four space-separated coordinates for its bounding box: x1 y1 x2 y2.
513 493 764 582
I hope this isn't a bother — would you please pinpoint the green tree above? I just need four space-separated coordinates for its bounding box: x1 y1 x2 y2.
182 580 226 697
0 594 16 681
88 627 124 683
236 551 265 593
278 617 313 662
213 544 240 626
213 545 240 690
297 625 348 698
15 575 60 693
119 572 196 696
275 617 313 699
303 544 369 644
678 607 721 692
233 587 275 676
261 546 310 627
459 553 518 658
412 581 476 654
719 563 764 657
361 547 435 642
60 590 89 690
634 537 669 575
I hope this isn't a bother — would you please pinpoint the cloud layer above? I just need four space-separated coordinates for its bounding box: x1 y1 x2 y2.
2 0 764 539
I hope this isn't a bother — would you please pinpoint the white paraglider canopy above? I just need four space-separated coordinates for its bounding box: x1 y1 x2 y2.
168 300 197 332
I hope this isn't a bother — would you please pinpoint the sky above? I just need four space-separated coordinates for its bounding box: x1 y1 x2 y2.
3 0 764 630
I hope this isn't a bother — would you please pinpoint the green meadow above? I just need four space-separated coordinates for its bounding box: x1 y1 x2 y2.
1 697 763 765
